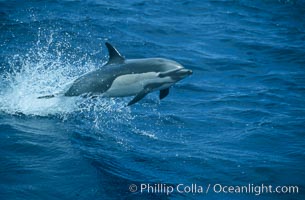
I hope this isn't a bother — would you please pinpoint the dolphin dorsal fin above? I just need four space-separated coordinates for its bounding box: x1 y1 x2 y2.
105 42 124 65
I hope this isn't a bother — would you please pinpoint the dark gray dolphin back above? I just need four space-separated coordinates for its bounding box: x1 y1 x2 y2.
64 66 122 96
65 43 124 96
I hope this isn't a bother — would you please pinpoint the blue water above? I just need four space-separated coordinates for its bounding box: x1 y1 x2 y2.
1 0 305 199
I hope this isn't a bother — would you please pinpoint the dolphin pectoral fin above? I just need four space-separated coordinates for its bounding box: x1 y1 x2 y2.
105 42 125 65
127 89 149 106
159 88 169 100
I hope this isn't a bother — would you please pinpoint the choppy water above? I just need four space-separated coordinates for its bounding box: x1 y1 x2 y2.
1 0 305 199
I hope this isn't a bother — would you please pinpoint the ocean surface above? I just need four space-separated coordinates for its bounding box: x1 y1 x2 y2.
1 0 305 199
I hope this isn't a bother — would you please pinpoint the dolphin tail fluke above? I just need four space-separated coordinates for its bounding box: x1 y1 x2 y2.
159 88 169 100
127 89 149 106
37 94 55 99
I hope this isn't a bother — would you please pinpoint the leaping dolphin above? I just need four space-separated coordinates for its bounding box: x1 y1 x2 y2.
39 42 192 106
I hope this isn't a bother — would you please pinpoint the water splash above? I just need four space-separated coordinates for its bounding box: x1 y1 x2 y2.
0 29 131 120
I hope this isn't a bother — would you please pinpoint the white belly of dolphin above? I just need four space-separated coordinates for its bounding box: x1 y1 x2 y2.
104 72 172 97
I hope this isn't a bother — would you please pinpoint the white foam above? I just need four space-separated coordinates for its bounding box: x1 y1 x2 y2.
0 32 129 118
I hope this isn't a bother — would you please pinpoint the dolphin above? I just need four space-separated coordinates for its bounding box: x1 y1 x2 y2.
39 42 192 106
